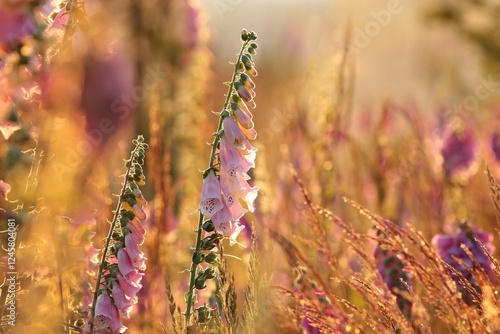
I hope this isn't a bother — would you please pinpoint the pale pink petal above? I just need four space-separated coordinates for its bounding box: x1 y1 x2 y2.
229 222 245 246
223 117 247 148
126 222 145 245
234 107 254 129
112 282 134 319
116 272 142 298
94 291 112 330
129 217 146 236
109 303 127 333
220 136 254 173
132 204 147 220
199 169 223 218
211 199 232 232
124 233 146 270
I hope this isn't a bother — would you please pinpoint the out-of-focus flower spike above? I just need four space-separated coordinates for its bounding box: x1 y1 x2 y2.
432 221 497 305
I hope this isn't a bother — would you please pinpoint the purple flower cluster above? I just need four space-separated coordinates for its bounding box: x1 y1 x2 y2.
199 32 260 244
432 223 497 304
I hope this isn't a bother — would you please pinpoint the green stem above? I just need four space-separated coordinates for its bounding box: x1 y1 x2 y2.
184 39 250 328
89 144 140 331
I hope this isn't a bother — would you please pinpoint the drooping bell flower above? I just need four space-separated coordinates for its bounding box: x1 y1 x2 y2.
199 169 224 218
124 233 146 271
117 248 144 286
94 291 113 330
111 282 135 319
116 272 142 299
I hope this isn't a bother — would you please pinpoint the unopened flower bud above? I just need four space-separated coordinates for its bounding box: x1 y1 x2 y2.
195 274 207 290
192 252 204 265
202 220 215 232
196 306 211 323
204 267 217 279
204 252 218 265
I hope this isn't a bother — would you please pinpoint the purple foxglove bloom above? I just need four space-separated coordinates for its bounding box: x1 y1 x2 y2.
211 198 233 231
116 272 142 299
132 203 147 220
199 169 224 218
126 222 145 246
235 83 252 101
130 217 146 236
228 222 245 246
125 233 146 270
223 117 249 148
234 107 254 129
109 303 127 333
94 291 113 330
238 123 257 140
117 248 144 285
432 223 497 304
441 127 477 179
219 136 255 173
112 282 134 319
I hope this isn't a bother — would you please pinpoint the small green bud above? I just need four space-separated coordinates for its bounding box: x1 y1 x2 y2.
121 209 135 220
250 42 258 49
204 267 217 279
202 220 215 232
200 238 215 251
241 29 248 41
220 109 230 118
195 274 207 290
204 252 218 265
192 252 204 265
196 306 211 323
125 160 131 167
119 216 129 227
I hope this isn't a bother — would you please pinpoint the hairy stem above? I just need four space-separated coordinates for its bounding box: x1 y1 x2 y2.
184 39 250 328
